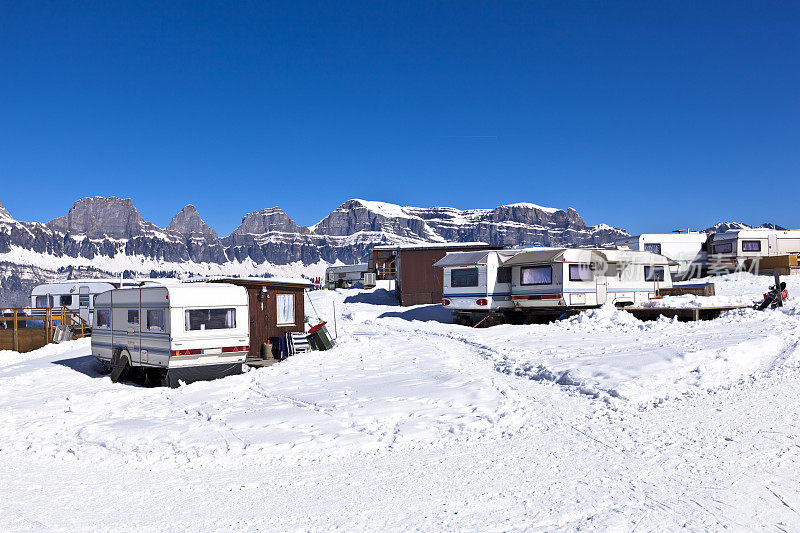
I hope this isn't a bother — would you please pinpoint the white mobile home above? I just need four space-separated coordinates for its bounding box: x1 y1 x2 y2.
326 263 370 289
709 229 800 270
614 233 710 280
434 250 513 313
505 248 675 310
91 282 250 387
30 278 144 323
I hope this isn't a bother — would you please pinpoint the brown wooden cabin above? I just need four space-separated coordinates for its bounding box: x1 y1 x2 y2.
367 245 398 280
392 243 501 306
205 277 315 359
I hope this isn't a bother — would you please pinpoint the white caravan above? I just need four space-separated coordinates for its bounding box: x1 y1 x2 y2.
709 229 800 271
614 232 710 280
505 248 675 310
326 263 369 289
30 278 143 323
91 282 250 387
434 250 513 312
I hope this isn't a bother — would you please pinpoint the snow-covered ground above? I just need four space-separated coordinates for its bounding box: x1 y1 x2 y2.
1 274 799 531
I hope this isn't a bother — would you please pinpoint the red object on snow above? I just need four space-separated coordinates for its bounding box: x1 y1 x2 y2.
307 321 328 333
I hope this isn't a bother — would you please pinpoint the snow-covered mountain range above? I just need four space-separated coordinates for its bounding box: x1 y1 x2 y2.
0 196 785 306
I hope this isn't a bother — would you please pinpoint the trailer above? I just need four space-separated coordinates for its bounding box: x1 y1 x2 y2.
30 278 143 324
614 232 710 280
437 248 675 325
709 229 800 272
325 263 370 289
91 282 250 387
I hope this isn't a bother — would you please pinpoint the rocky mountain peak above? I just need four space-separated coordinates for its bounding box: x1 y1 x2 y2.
233 206 309 235
0 199 14 223
47 197 152 239
167 205 219 239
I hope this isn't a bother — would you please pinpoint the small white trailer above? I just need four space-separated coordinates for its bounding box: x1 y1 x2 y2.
709 229 800 271
614 232 710 280
437 248 675 324
91 282 250 387
326 263 370 289
434 250 513 313
30 278 143 324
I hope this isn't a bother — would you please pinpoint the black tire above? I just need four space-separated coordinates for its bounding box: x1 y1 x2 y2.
110 348 131 383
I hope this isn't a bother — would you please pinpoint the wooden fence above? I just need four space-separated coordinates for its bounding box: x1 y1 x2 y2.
0 307 90 353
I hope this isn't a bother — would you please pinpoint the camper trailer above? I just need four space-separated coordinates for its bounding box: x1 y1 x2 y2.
326 263 369 289
438 248 675 324
434 250 514 314
505 248 675 310
30 278 144 323
614 233 710 280
91 282 250 387
709 229 800 271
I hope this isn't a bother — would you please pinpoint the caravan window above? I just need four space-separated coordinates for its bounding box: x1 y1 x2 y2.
643 243 662 255
714 242 733 254
451 268 479 287
60 295 73 307
35 295 54 308
147 310 165 332
569 264 594 282
96 309 111 329
185 308 235 331
644 266 665 282
276 294 295 325
742 240 761 252
127 310 139 325
521 266 552 285
497 267 512 284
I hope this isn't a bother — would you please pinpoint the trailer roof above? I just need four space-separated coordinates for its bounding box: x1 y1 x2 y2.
499 248 676 266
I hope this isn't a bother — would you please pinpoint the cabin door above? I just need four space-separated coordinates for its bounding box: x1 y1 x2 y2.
596 276 608 305
78 286 90 323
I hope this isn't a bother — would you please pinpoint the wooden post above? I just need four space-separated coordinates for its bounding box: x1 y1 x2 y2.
46 307 51 343
13 309 18 352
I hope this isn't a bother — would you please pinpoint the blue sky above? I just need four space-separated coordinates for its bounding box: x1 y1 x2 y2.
1 1 798 235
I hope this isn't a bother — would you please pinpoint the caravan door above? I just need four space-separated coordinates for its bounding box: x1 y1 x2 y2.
596 276 608 305
78 286 90 323
768 234 778 255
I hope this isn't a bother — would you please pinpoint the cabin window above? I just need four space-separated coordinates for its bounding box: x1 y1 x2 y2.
742 240 761 252
35 295 53 308
496 267 512 284
96 309 111 329
714 242 733 254
60 295 73 307
569 264 594 282
127 310 139 325
184 308 235 331
79 294 90 307
451 268 479 288
644 266 665 282
521 266 552 285
276 294 295 325
643 243 662 255
147 310 165 332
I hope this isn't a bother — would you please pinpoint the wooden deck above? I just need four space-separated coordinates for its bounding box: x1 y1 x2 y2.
622 305 748 322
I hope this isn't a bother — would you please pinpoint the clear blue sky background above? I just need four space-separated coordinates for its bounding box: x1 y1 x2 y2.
1 1 798 236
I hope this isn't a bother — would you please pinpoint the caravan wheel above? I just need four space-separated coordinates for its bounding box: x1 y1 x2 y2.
110 348 132 383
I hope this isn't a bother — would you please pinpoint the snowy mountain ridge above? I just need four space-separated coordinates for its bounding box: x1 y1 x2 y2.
0 195 786 306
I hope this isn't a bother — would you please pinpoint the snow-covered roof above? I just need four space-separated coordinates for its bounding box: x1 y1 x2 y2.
395 242 495 252
712 229 800 240
326 263 369 274
182 276 315 287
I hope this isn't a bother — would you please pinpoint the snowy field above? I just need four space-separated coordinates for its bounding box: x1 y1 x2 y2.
2 273 800 531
